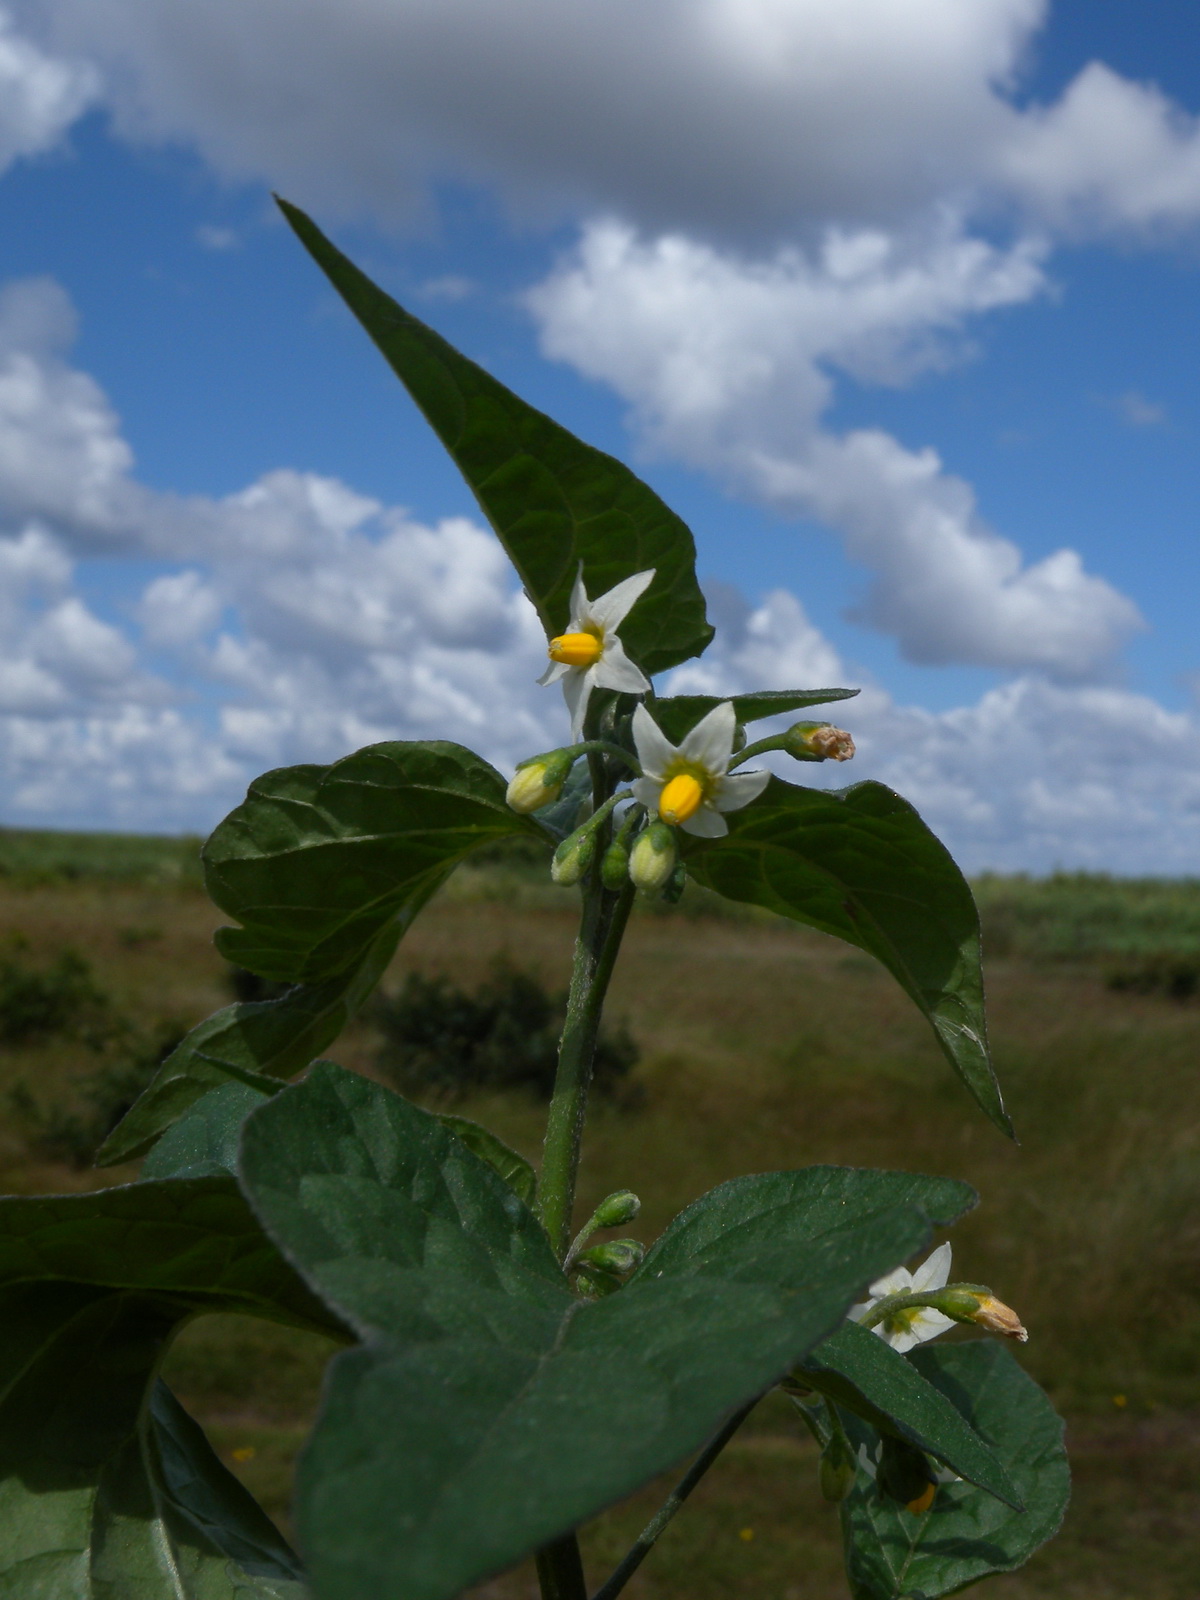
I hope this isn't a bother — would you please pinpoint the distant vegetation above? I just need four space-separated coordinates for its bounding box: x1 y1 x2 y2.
0 827 203 887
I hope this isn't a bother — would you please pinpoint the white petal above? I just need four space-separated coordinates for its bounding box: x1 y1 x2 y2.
587 567 655 630
631 776 663 813
563 667 594 738
681 805 728 838
885 1326 921 1354
593 636 650 695
909 1308 955 1344
679 700 737 773
912 1242 953 1293
538 659 570 687
631 703 678 779
847 1300 872 1324
867 1266 911 1299
712 768 770 813
568 563 589 626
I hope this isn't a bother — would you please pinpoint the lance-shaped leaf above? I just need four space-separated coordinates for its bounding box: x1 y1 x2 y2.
140 1080 277 1181
237 1062 975 1600
797 1321 1019 1507
99 912 414 1165
279 199 713 677
434 1114 538 1206
0 1176 345 1595
685 777 1009 1135
650 687 859 745
839 1342 1069 1600
203 739 546 983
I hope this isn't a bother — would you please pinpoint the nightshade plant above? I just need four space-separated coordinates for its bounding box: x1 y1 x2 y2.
0 201 1069 1600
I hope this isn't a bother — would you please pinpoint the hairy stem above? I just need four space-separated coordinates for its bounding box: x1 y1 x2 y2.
591 1400 759 1600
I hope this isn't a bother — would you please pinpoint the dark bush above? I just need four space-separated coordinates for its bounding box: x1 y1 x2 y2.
0 946 112 1045
1105 953 1200 1001
373 961 639 1101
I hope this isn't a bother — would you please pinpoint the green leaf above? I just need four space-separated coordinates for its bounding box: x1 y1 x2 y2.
237 1062 975 1600
435 1114 538 1206
203 740 544 983
279 199 713 677
839 1342 1069 1599
140 1080 276 1181
650 688 859 744
797 1322 1019 1508
98 915 409 1165
0 1176 345 1595
685 777 1010 1136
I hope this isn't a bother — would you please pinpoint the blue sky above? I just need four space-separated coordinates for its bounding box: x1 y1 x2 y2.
3 0 1200 869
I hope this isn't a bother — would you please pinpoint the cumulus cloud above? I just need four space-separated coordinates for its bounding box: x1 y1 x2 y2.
0 3 95 175
17 0 1200 244
528 219 1142 676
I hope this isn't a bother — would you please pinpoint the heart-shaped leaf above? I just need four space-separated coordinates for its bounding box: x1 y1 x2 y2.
650 688 859 744
685 777 1009 1135
279 199 713 677
237 1062 975 1600
839 1341 1069 1599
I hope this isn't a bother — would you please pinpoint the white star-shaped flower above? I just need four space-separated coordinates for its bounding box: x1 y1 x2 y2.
848 1242 955 1353
538 567 654 737
630 701 769 838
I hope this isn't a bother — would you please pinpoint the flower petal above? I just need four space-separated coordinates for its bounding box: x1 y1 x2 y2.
911 1242 953 1293
586 568 655 630
909 1307 955 1343
679 700 737 772
631 776 663 813
681 805 728 838
568 564 590 626
631 704 678 779
593 636 651 695
867 1266 912 1299
712 768 770 813
563 667 594 738
538 659 570 687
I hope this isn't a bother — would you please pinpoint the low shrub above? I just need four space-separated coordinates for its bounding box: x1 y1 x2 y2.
0 944 112 1045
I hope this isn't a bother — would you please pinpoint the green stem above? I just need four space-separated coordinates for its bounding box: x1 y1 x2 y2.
537 876 636 1259
857 1283 988 1330
576 738 641 774
536 1535 588 1600
591 1400 758 1600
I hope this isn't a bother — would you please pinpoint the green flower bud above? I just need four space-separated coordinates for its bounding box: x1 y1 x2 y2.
924 1285 1029 1342
551 826 596 886
781 722 856 763
601 839 630 890
576 1238 645 1276
592 1189 641 1228
629 821 677 893
505 749 576 813
574 1265 623 1299
819 1433 857 1503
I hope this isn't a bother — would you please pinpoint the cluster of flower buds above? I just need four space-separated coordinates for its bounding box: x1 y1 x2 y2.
780 721 856 763
573 1238 645 1298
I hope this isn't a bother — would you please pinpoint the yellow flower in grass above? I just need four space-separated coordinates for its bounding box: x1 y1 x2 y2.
538 567 655 737
630 701 768 838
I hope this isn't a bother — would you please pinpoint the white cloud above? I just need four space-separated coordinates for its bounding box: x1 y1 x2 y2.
529 219 1142 677
0 3 95 175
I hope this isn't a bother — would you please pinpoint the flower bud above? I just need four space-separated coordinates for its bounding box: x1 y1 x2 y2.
592 1189 641 1228
506 749 576 813
629 822 677 893
819 1434 857 1503
575 1265 622 1299
601 839 630 890
782 721 856 763
926 1285 1028 1343
551 826 596 886
876 1436 935 1509
577 1238 645 1276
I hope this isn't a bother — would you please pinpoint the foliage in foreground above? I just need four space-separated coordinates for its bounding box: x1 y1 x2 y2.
0 204 1068 1600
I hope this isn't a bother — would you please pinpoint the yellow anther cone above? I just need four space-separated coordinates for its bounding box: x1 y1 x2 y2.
659 772 704 825
547 631 603 667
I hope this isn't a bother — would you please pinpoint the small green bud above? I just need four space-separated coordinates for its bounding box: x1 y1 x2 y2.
781 721 856 763
551 826 596 886
576 1238 645 1276
592 1189 641 1228
629 821 677 893
601 840 630 890
819 1433 857 1503
505 749 576 813
574 1265 623 1298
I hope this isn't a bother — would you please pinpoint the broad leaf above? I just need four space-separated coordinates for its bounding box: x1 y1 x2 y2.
99 915 409 1165
685 777 1010 1135
0 1177 344 1595
651 688 859 744
141 1080 276 1181
435 1113 538 1206
797 1322 1019 1507
840 1342 1069 1599
279 199 713 677
238 1062 974 1600
203 740 545 983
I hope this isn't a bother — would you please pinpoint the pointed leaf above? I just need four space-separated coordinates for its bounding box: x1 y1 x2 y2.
797 1322 1019 1507
237 1063 975 1600
140 1080 276 1181
435 1114 538 1206
651 688 859 744
279 199 713 676
840 1342 1069 1599
685 777 1010 1135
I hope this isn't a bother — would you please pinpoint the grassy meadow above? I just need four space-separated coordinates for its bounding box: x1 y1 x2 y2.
1 827 1198 1598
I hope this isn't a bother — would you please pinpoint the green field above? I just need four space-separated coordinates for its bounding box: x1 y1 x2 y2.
1 829 1198 1598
